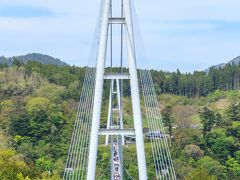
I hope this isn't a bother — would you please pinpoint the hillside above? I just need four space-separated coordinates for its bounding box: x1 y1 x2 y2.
1 61 240 179
2 53 240 98
205 56 240 72
0 53 68 66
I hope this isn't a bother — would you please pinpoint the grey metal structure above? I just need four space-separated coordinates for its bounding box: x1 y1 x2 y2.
87 0 147 179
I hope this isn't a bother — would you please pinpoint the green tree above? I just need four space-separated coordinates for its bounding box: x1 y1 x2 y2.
214 112 224 127
185 166 216 180
234 150 240 163
17 173 31 180
26 97 50 116
0 150 33 180
0 100 14 132
36 156 53 172
199 107 215 136
10 112 30 138
12 58 23 70
184 144 204 160
210 136 235 162
227 121 240 138
162 105 175 139
226 102 240 122
226 156 240 176
65 81 80 100
198 156 226 179
36 84 65 103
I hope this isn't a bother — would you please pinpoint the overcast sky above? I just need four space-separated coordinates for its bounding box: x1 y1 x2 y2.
0 0 240 72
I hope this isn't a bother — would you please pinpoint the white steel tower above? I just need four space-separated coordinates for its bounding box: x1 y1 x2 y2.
63 0 177 180
87 0 147 179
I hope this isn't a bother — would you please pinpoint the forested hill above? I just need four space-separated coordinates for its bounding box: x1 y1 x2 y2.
205 56 240 72
1 56 240 98
2 60 240 179
0 53 68 66
151 61 240 97
2 53 240 98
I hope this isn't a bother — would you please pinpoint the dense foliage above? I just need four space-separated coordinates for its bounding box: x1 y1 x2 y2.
1 60 240 179
151 64 240 97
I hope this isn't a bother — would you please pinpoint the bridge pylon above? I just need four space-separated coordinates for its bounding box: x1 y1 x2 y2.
87 0 147 179
63 0 177 180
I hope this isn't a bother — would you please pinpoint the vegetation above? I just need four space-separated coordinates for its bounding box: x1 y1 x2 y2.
1 59 240 179
151 63 240 97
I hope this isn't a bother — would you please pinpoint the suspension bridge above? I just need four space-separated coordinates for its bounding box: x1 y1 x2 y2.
63 0 176 179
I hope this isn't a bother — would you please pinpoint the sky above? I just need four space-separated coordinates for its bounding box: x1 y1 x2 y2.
0 0 240 72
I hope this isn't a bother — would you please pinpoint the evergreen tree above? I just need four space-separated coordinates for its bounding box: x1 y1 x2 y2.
226 102 240 122
199 107 215 136
162 105 175 140
215 112 224 127
12 58 23 70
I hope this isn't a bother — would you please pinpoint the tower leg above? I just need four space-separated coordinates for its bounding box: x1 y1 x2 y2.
87 0 111 179
123 0 148 179
116 79 125 145
105 80 114 145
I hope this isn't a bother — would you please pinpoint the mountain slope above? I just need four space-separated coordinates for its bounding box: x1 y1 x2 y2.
0 53 68 66
205 56 240 72
229 56 240 65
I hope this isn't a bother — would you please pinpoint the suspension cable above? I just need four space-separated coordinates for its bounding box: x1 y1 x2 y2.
123 166 134 180
97 163 111 180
